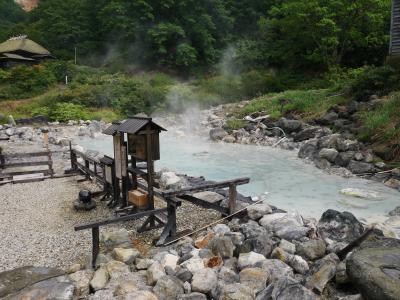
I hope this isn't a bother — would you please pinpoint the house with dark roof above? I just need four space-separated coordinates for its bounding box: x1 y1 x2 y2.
0 35 55 68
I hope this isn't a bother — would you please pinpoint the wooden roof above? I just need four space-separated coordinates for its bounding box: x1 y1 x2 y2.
103 117 166 136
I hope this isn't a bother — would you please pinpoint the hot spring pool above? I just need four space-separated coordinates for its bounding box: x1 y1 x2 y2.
77 130 400 221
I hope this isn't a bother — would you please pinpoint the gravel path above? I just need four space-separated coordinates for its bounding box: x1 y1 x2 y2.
0 176 221 272
0 177 114 272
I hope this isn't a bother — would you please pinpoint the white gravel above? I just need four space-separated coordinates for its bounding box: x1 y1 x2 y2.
0 177 114 272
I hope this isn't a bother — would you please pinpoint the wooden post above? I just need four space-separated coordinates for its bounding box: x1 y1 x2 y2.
121 142 128 208
92 226 100 269
85 160 90 180
228 183 237 215
145 125 155 227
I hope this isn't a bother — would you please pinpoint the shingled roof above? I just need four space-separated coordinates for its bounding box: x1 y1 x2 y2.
103 117 166 136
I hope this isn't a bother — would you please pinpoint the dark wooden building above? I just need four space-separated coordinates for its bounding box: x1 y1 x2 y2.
390 0 400 55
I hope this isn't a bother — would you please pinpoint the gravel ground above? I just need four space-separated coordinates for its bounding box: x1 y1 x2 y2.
0 176 221 272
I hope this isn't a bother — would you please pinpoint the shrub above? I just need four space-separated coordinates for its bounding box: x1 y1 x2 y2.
49 103 89 121
350 66 400 101
226 118 246 130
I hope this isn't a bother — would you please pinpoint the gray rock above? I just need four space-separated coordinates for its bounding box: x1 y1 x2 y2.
219 283 255 300
298 140 318 159
247 201 273 220
271 247 309 274
277 118 303 133
318 134 341 149
210 127 228 141
354 152 364 161
239 220 268 239
319 148 339 163
272 277 318 300
238 251 267 270
256 259 294 283
147 261 166 285
5 128 15 136
0 266 65 298
317 209 364 243
296 239 326 261
335 261 349 284
239 267 270 294
336 139 359 152
191 268 217 294
176 268 193 282
223 135 236 143
136 258 155 270
346 237 400 300
225 232 245 246
213 224 231 235
335 151 355 167
208 236 234 258
218 266 239 284
315 158 331 170
90 268 109 291
319 112 338 125
293 127 318 142
389 206 400 216
180 258 205 273
10 276 74 300
105 260 130 278
259 213 309 240
279 240 296 254
153 275 184 300
101 229 132 250
177 292 207 300
240 233 274 257
348 160 375 174
306 253 339 294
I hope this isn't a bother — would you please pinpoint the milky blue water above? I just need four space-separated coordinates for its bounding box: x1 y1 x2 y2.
77 130 400 221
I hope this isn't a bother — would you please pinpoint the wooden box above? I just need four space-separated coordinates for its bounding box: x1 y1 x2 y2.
128 134 160 161
128 189 148 208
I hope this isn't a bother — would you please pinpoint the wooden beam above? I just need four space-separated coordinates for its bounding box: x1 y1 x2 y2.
1 160 51 168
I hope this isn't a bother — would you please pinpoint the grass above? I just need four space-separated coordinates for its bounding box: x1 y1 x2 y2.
225 118 247 130
237 89 349 120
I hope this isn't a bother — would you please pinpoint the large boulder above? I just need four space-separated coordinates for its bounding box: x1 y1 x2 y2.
277 118 303 133
147 261 166 285
317 209 364 243
209 127 228 141
238 251 267 270
153 275 184 300
247 201 272 220
298 140 318 159
348 160 375 174
335 151 355 167
259 213 309 240
346 237 400 300
207 236 234 258
318 111 338 125
319 148 339 163
90 268 109 291
239 220 268 239
306 253 339 294
293 127 318 142
240 233 274 257
256 259 294 283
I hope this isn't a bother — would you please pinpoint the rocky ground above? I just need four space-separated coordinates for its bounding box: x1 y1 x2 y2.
205 99 400 190
2 203 400 300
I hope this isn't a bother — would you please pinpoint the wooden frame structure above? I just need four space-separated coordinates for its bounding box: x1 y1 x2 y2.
73 117 251 268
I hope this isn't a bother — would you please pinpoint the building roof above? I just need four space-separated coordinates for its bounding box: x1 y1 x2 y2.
0 53 35 61
0 36 51 55
103 117 166 136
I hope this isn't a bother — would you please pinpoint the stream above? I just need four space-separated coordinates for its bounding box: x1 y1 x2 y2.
77 127 400 222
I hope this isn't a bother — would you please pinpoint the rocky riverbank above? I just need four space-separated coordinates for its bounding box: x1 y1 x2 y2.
204 102 400 191
2 204 400 300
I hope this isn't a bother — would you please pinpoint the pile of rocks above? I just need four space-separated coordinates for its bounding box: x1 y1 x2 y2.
4 203 399 300
206 103 400 190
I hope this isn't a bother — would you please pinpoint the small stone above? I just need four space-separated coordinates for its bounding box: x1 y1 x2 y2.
319 148 339 163
256 259 294 282
160 253 180 270
183 281 191 294
67 263 82 274
218 266 239 284
176 268 193 282
147 261 166 285
247 201 273 220
239 267 270 294
271 247 309 274
90 268 109 291
191 268 218 294
225 232 245 246
113 247 140 264
238 251 267 270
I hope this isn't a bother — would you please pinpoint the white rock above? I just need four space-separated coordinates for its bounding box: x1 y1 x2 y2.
113 247 140 264
90 267 109 291
191 268 218 294
147 261 166 285
279 239 296 254
340 188 380 200
180 258 205 273
160 172 181 189
238 251 267 270
69 270 93 296
247 201 272 220
160 253 179 270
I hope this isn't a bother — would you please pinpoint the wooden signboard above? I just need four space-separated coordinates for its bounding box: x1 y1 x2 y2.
121 144 127 177
113 134 122 179
127 133 160 161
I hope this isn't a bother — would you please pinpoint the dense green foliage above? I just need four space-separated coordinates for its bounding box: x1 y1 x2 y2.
1 0 392 72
